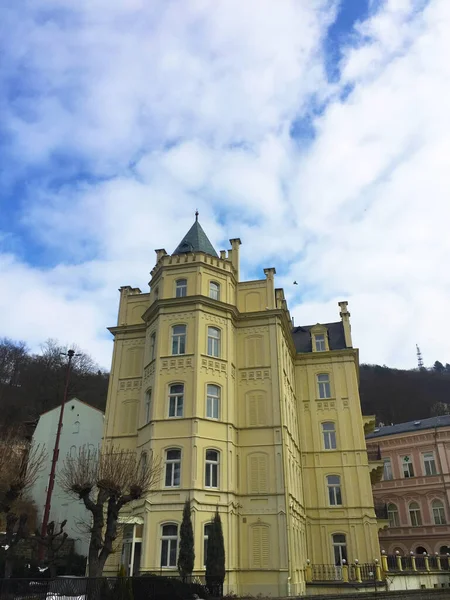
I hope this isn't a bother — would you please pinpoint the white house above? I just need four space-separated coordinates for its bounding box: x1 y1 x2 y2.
31 398 104 556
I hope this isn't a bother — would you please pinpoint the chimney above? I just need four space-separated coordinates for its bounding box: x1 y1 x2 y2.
338 301 352 347
228 238 242 280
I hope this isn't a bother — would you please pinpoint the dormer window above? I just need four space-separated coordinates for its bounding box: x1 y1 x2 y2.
311 325 329 352
315 334 326 352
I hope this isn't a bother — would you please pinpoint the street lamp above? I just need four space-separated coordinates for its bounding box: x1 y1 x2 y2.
39 350 77 561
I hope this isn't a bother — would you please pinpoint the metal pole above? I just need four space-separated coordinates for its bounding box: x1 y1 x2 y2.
39 349 75 561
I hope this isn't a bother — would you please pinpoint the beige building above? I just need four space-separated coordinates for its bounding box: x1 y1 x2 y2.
103 215 381 596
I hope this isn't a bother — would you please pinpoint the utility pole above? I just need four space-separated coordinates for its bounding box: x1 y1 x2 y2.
39 349 75 562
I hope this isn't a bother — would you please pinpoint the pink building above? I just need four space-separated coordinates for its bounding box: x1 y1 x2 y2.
366 415 450 556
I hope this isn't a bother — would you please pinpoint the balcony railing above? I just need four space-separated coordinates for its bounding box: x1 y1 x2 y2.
374 502 388 519
367 445 382 461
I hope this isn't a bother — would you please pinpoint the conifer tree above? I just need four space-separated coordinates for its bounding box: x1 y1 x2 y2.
205 508 225 596
178 499 195 581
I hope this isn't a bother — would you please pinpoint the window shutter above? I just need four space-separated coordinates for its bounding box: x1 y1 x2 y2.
257 394 266 425
249 397 258 426
260 527 269 568
250 456 259 493
252 526 269 568
252 527 261 566
258 456 268 492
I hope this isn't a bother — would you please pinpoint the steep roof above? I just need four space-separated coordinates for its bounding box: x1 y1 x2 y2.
172 215 218 257
366 415 450 439
291 321 347 353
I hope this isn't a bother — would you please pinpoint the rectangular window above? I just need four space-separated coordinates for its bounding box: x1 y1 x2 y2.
145 389 151 424
205 450 219 488
168 384 184 418
172 325 186 355
423 452 437 476
315 334 326 351
402 456 414 478
383 458 393 480
165 450 181 487
317 373 331 399
150 333 156 361
327 475 342 506
209 281 220 300
206 385 220 419
409 503 422 527
203 523 214 566
322 422 337 450
175 279 187 298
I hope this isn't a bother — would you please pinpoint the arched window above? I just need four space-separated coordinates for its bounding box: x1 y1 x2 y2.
322 422 336 450
317 373 331 399
203 522 214 566
160 524 178 567
168 384 184 417
165 449 181 487
205 450 219 488
206 384 220 419
332 534 347 566
387 503 400 527
327 475 342 506
416 546 428 555
432 499 446 525
209 281 220 301
409 502 422 527
207 327 221 357
73 421 80 434
69 445 77 458
171 325 186 355
175 279 187 298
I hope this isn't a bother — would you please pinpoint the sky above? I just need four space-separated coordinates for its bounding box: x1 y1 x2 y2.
0 0 449 370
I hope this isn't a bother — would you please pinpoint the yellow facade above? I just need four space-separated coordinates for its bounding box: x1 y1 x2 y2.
103 219 380 596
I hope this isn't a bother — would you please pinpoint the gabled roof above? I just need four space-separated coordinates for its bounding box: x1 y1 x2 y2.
291 321 346 353
172 215 218 257
366 415 450 439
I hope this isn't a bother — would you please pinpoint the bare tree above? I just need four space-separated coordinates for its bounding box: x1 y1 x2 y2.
35 520 68 577
0 427 46 577
59 445 160 577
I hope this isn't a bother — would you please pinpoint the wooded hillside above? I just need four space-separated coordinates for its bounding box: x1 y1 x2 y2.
0 338 109 427
1 336 449 429
359 362 450 425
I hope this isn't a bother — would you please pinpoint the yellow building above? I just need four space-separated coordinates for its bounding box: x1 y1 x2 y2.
103 215 381 596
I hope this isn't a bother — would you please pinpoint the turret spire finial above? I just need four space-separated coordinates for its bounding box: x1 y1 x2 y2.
195 209 199 221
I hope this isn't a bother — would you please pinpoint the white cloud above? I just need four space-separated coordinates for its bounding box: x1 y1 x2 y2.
1 0 450 369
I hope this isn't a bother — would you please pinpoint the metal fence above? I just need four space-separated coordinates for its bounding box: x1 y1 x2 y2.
0 576 209 600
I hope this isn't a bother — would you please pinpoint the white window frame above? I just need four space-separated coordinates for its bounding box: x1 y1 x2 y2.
317 373 331 399
205 449 219 488
315 334 326 352
383 458 393 481
402 456 414 478
203 522 214 567
327 475 342 506
206 384 220 419
209 281 220 301
387 503 400 527
160 523 178 567
207 327 221 358
150 332 156 361
165 449 181 487
432 500 446 525
409 502 422 527
168 384 184 418
423 452 437 476
332 533 347 566
145 389 152 424
322 422 337 450
175 279 187 298
171 325 186 355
